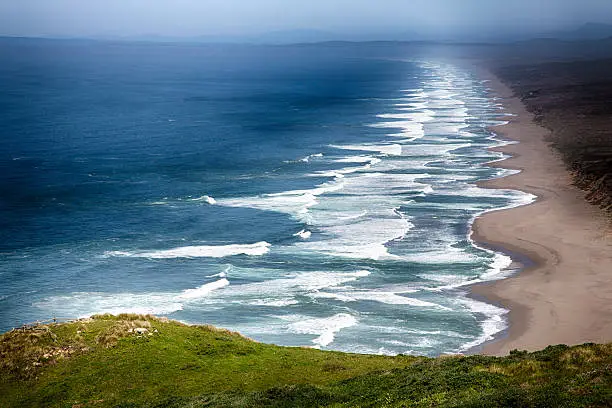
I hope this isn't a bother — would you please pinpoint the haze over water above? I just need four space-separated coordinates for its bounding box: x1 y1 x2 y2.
0 40 534 355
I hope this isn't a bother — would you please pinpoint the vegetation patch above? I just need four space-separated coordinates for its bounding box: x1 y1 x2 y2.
1 315 610 407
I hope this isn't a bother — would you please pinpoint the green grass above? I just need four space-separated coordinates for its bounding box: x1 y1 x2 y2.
1 314 610 407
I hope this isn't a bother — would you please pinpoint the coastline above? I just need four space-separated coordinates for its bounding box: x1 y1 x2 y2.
468 68 612 356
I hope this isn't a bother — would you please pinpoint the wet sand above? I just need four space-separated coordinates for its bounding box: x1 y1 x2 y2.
469 71 612 356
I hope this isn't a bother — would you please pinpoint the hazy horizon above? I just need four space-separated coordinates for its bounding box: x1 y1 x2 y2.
2 0 612 43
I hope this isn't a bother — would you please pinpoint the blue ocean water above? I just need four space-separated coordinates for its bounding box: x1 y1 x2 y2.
0 39 533 355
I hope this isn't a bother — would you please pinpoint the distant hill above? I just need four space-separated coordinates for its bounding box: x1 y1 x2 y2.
51 28 422 45
542 22 612 41
7 23 612 46
192 29 422 45
250 29 337 44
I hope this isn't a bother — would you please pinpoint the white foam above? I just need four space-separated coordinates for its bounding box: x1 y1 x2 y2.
377 111 435 122
464 186 537 281
288 313 357 347
206 271 227 278
219 171 425 260
312 290 451 310
402 329 472 339
318 243 395 260
177 278 230 300
36 292 185 318
373 106 435 141
293 230 312 240
105 241 271 259
36 277 232 318
409 337 442 349
400 88 423 93
268 183 345 197
206 265 231 279
440 185 525 199
419 273 476 291
309 292 356 302
334 210 368 221
191 195 216 205
310 156 382 178
333 155 380 164
399 143 471 157
167 269 372 311
490 120 510 127
370 120 426 141
424 89 459 100
457 298 508 352
249 299 299 307
300 153 324 163
481 252 513 280
310 163 373 178
403 248 479 265
330 144 403 156
403 91 427 98
229 270 371 297
394 101 428 109
355 292 450 309
290 172 427 259
224 192 318 221
218 181 345 224
296 208 412 260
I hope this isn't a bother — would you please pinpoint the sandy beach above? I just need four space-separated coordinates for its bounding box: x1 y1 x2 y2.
470 71 612 356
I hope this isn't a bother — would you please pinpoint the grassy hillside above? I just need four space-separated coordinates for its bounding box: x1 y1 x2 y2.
1 314 610 407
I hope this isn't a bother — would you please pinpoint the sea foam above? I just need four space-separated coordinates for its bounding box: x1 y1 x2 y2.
312 290 450 310
105 241 271 259
35 278 232 319
329 143 403 156
178 278 230 300
190 195 216 204
293 229 312 239
288 313 358 347
458 298 508 352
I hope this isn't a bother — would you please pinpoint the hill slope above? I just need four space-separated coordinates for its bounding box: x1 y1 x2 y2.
1 314 610 407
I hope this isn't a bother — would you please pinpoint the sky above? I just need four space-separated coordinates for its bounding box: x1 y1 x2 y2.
1 0 612 41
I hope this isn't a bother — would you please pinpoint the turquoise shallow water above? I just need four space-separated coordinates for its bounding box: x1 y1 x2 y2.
0 40 534 355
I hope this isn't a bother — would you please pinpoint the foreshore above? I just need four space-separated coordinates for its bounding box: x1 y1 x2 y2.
469 69 612 356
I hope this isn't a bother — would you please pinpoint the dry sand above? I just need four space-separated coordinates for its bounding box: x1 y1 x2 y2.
469 71 612 356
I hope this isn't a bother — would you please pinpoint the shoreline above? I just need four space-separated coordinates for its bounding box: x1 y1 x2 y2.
468 68 612 356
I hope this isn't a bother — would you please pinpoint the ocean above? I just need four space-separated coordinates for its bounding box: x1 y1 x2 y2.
0 39 534 356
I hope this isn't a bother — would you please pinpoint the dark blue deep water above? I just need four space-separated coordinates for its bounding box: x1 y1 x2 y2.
0 39 533 355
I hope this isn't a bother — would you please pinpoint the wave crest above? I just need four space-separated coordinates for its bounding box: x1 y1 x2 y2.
105 241 271 259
